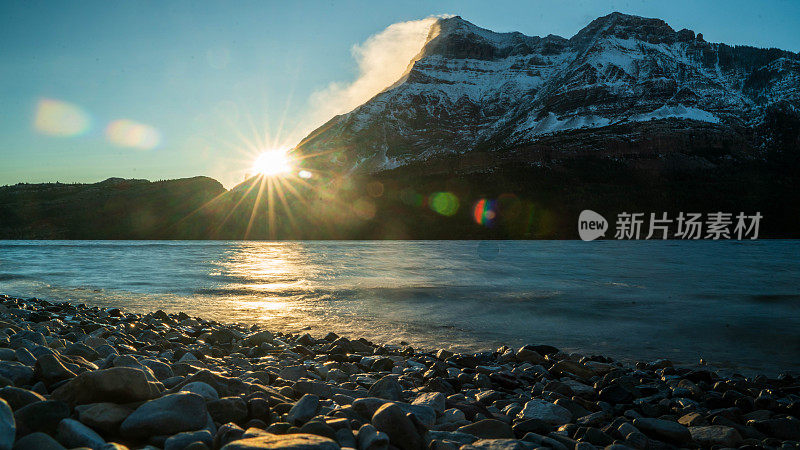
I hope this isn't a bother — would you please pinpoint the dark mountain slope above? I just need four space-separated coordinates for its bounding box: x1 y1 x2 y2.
0 177 225 239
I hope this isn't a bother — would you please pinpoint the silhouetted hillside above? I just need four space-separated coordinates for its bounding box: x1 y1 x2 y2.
0 177 225 239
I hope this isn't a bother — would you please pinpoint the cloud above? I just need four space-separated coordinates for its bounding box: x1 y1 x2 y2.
303 17 441 136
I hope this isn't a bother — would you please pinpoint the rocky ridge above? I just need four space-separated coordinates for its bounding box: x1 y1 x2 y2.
296 13 800 172
0 294 798 449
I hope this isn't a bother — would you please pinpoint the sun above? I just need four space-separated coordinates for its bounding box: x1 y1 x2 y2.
252 149 293 176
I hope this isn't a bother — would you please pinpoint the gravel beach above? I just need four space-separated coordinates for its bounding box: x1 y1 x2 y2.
0 293 797 450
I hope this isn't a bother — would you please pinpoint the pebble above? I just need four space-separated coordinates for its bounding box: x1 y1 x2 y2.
52 367 157 405
456 419 514 439
220 433 340 449
180 381 220 401
0 399 14 450
516 399 572 425
0 294 798 450
13 400 70 435
55 418 106 449
371 403 422 450
357 423 389 450
164 429 213 450
11 432 66 450
367 375 403 401
286 394 319 425
77 402 133 435
689 424 743 447
633 417 692 444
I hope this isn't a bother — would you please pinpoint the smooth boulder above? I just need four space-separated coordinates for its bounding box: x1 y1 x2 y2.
370 403 421 450
52 367 158 405
0 399 14 450
221 432 340 449
55 418 105 449
517 399 572 426
120 392 208 438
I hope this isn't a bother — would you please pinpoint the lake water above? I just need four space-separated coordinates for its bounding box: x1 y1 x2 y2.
1 240 798 374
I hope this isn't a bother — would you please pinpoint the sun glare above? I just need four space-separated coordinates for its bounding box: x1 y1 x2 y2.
252 149 293 176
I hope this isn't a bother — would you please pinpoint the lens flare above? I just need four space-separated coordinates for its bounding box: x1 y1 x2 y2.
429 192 459 216
298 170 313 179
473 199 497 226
33 98 92 137
106 119 161 150
253 149 293 176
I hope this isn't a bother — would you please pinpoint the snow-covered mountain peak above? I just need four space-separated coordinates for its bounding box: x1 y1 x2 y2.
296 14 800 173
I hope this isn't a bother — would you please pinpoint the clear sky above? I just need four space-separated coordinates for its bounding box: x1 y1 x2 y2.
2 0 799 188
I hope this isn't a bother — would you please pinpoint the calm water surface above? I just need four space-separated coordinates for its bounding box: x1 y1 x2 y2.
1 240 798 374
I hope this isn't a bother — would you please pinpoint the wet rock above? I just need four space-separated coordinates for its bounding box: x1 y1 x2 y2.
220 433 340 449
370 403 421 450
287 394 320 425
517 399 572 426
367 376 402 401
633 418 691 444
52 367 157 405
689 425 743 447
14 400 70 435
456 419 515 439
77 402 133 435
120 392 208 438
0 399 14 450
55 418 105 449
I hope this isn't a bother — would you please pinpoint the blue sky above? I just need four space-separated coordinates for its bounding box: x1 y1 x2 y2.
2 0 799 188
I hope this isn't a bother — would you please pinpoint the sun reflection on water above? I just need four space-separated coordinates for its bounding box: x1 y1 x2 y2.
213 242 318 321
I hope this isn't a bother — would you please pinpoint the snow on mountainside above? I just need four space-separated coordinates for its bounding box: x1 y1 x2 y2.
296 13 800 172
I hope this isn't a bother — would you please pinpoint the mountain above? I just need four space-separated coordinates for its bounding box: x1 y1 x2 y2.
3 14 799 240
296 13 800 173
0 177 225 239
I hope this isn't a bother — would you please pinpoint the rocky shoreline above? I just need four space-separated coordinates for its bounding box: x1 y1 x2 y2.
0 294 797 450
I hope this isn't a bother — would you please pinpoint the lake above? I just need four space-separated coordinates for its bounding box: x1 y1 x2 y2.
1 240 798 374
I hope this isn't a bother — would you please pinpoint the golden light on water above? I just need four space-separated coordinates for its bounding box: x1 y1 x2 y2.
252 148 293 176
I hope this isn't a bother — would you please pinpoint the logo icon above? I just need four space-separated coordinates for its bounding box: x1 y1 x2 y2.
578 210 608 241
